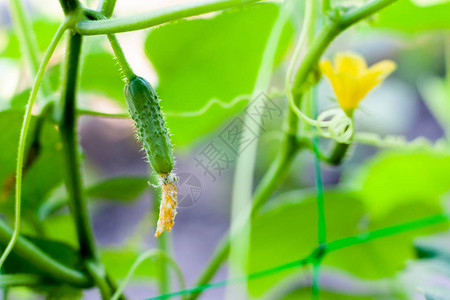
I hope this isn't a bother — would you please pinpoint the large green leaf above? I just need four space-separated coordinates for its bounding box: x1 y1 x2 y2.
347 151 450 217
248 190 364 296
38 177 149 220
0 110 64 221
101 249 158 281
87 176 149 201
248 189 445 297
375 0 450 32
0 19 61 60
145 3 293 147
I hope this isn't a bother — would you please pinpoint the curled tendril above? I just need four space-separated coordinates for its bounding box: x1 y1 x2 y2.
316 108 354 143
288 90 354 143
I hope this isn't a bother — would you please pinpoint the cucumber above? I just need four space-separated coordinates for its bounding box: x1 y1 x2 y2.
124 76 174 175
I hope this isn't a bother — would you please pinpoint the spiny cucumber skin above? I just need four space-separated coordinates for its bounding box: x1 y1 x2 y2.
124 76 174 174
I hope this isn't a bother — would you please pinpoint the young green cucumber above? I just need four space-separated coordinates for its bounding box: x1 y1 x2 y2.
124 76 174 175
124 76 177 237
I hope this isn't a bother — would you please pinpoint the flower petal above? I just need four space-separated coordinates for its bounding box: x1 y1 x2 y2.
335 52 367 77
367 60 397 80
355 60 396 101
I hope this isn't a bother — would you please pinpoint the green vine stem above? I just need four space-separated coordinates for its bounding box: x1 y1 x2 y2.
0 22 68 270
0 219 92 287
82 9 135 82
99 0 117 18
107 34 135 82
9 0 51 94
225 1 294 298
59 32 98 260
76 0 264 35
59 0 79 15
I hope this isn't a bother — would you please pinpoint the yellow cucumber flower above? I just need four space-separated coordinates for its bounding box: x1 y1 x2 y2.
320 52 396 116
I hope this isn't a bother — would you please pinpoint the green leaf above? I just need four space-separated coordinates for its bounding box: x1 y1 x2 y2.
0 110 64 220
375 0 450 32
0 19 61 60
248 190 365 296
86 176 149 201
38 177 149 220
145 3 293 147
248 189 446 296
101 249 158 281
347 150 450 217
80 38 126 103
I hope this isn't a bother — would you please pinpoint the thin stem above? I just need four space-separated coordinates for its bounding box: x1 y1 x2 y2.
311 262 321 300
225 2 294 298
445 34 450 90
0 22 68 270
59 32 97 260
107 34 135 82
83 9 135 83
9 0 47 93
99 0 117 18
76 0 264 35
0 219 92 287
111 250 186 300
322 0 330 17
327 213 450 252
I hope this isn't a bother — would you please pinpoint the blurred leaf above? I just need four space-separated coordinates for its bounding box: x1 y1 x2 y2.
101 249 158 281
248 190 365 296
86 176 149 201
145 3 293 147
80 38 126 103
38 177 149 220
42 214 78 248
9 88 31 110
0 110 64 220
0 19 61 59
45 36 125 105
375 0 450 32
248 189 446 296
44 285 83 300
349 151 450 217
419 77 450 137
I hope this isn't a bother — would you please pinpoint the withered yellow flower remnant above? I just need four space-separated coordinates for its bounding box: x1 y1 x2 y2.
155 180 178 237
320 52 396 116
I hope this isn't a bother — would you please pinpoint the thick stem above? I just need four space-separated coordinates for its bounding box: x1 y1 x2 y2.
76 0 264 35
59 32 98 261
59 0 79 15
